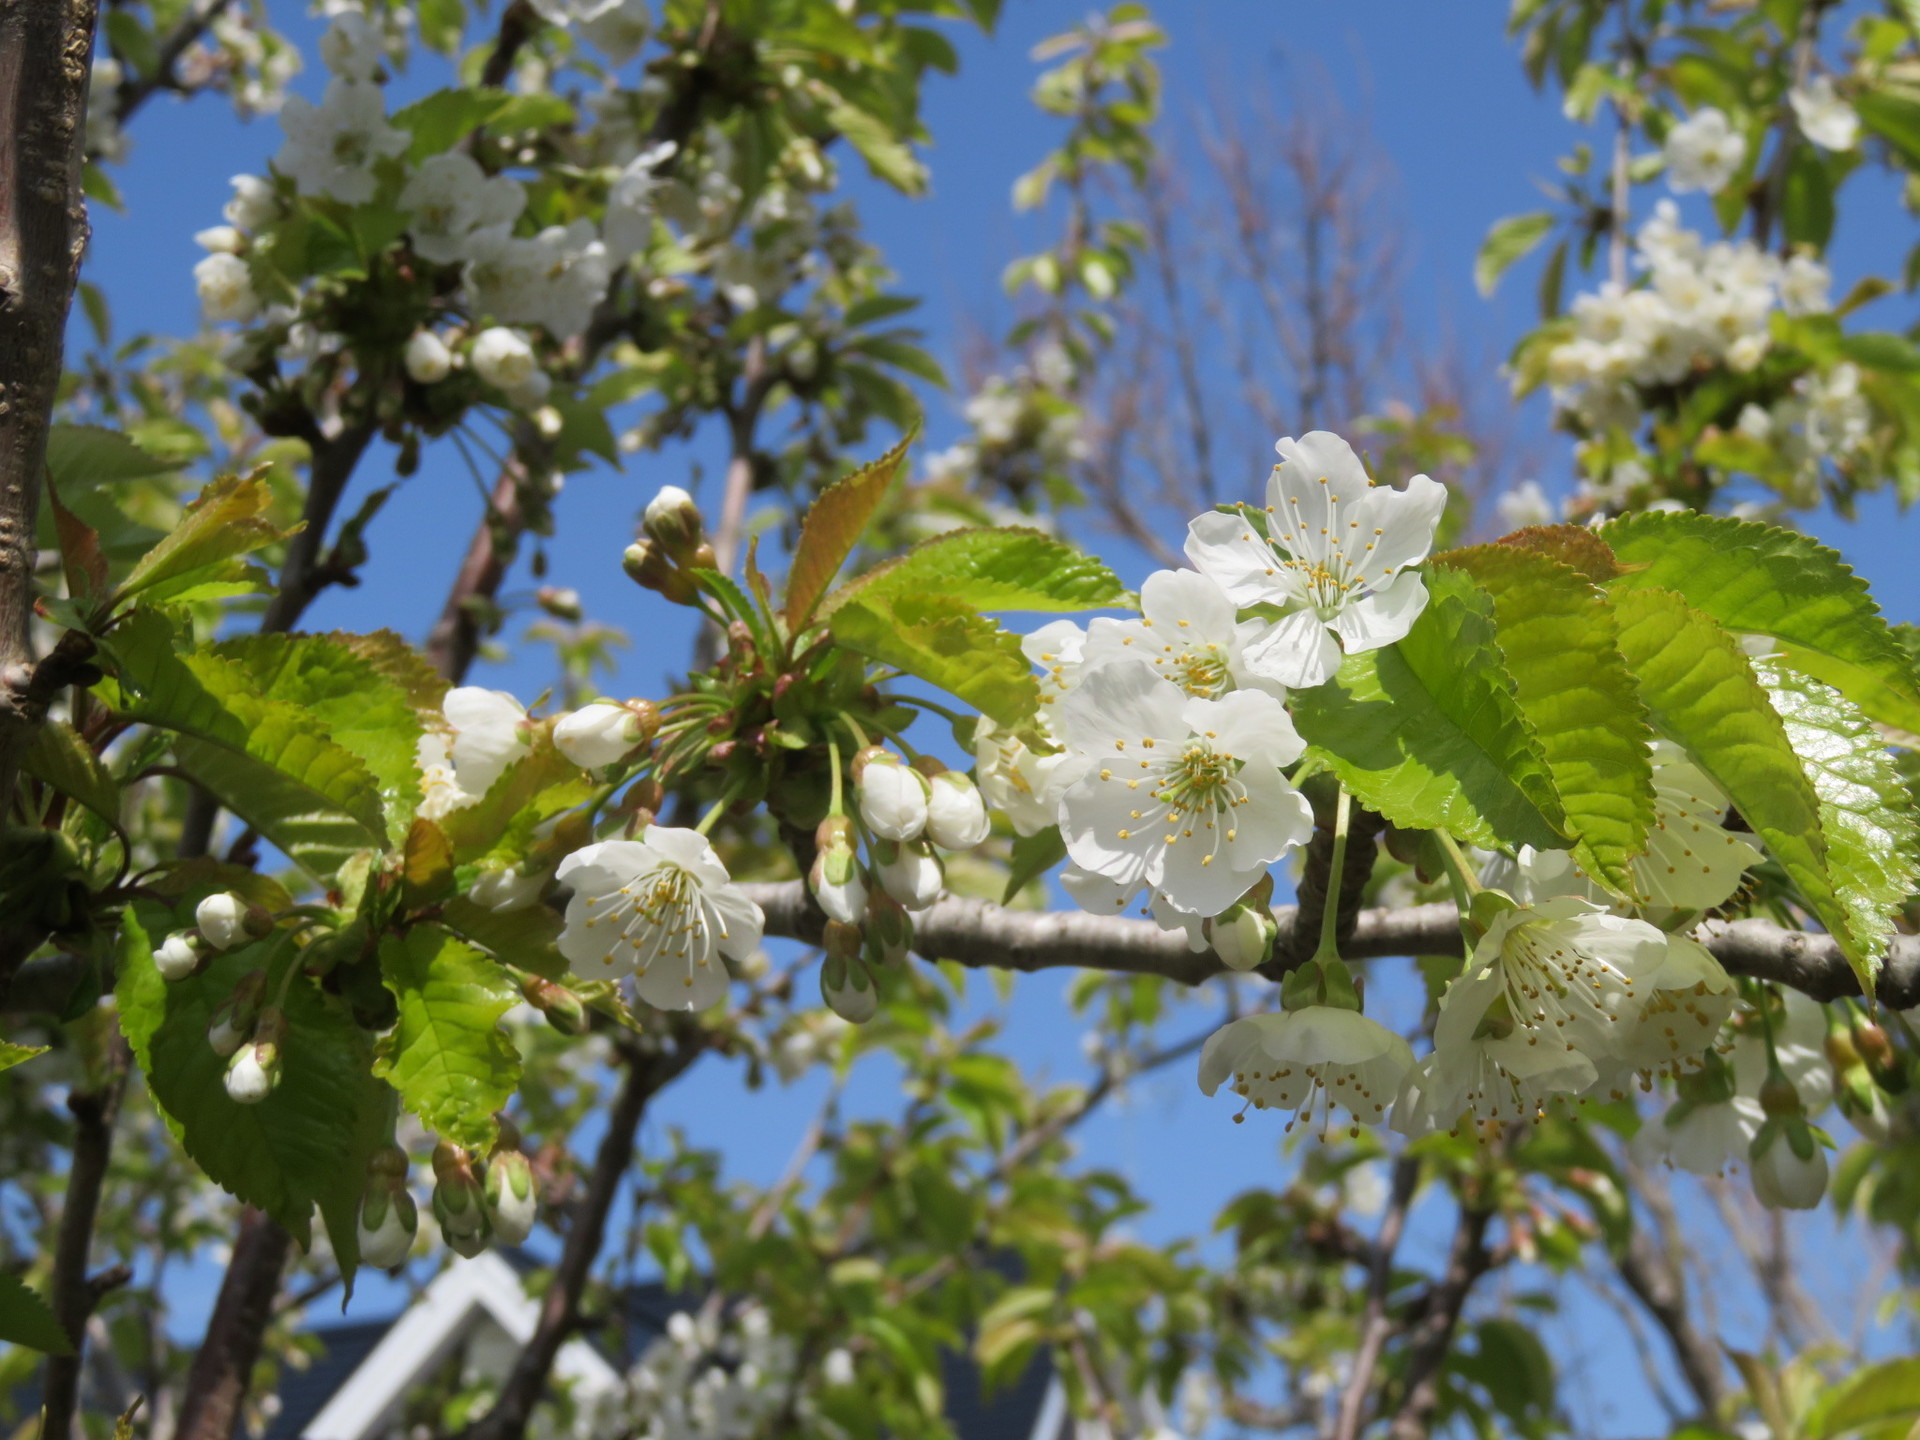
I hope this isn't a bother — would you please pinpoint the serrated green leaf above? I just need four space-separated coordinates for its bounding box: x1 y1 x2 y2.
213 634 425 842
1440 546 1655 892
20 720 121 830
46 424 182 491
1603 510 1920 736
0 1041 48 1072
1755 662 1917 993
100 610 389 879
373 926 521 1152
391 87 512 162
1610 588 1859 967
826 100 925 193
442 893 565 978
1812 1357 1920 1439
830 594 1039 729
437 735 592 866
1290 567 1567 851
118 472 295 608
786 435 912 631
0 1271 70 1354
332 629 451 715
825 528 1127 620
1475 211 1556 297
115 908 390 1266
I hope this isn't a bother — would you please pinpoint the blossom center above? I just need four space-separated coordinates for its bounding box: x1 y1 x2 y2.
1169 643 1230 697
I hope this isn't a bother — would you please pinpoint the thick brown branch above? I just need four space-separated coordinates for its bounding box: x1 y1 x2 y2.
1385 1199 1495 1440
425 461 525 682
737 884 1920 1005
173 1206 294 1440
39 1036 130 1440
0 0 97 810
260 422 379 636
463 1028 707 1440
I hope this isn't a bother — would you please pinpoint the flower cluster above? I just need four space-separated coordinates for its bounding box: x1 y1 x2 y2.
590 1303 802 1440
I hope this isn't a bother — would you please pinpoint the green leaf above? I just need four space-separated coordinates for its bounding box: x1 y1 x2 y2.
212 634 426 842
46 424 181 491
1475 211 1556 297
1857 89 1920 167
0 1041 48 1072
442 893 565 978
1782 143 1835 250
1602 510 1920 736
830 594 1040 729
1812 1357 1920 1439
391 87 513 162
99 610 389 880
333 629 452 715
1755 662 1918 993
374 927 520 1152
786 435 912 631
1290 567 1568 852
118 472 294 608
1002 826 1066 906
116 908 391 1265
437 734 592 866
20 720 122 830
0 1271 70 1354
825 528 1128 621
826 100 926 193
1440 546 1655 892
1609 588 1859 967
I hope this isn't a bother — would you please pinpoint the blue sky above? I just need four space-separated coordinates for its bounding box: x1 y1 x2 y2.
93 1 1919 1429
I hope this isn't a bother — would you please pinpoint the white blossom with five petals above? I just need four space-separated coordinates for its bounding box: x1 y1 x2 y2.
1184 431 1447 689
1080 568 1286 699
1200 1007 1414 1133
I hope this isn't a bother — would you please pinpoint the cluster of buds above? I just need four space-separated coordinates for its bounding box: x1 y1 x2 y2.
623 486 716 605
806 748 990 1023
426 1124 543 1259
357 1144 420 1269
224 1007 287 1105
1826 1003 1910 1142
155 891 275 981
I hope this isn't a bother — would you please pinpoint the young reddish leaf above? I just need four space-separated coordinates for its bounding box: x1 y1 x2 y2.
784 432 913 632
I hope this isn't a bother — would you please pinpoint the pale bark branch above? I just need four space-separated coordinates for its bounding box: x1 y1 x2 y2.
736 884 1920 1006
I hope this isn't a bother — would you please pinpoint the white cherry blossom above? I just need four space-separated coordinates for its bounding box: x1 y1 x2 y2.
1421 897 1672 1131
556 826 764 1012
276 78 406 205
1790 76 1858 151
972 714 1079 836
319 9 386 80
1185 431 1447 689
399 153 526 265
580 0 652 64
1057 659 1313 918
1633 742 1762 909
225 174 280 232
471 327 539 392
404 330 454 384
1080 568 1285 700
1199 1007 1414 1132
443 685 529 796
194 253 258 324
1664 106 1747 193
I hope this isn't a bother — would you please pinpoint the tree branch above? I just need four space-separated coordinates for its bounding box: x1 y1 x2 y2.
1385 1197 1495 1440
463 1025 708 1440
39 1035 131 1440
112 0 237 125
737 885 1920 1005
1331 1156 1420 1440
0 0 97 812
173 1206 294 1440
260 421 379 636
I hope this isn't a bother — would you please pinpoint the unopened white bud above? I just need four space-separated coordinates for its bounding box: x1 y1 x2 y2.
1208 905 1277 973
225 173 279 231
857 755 929 842
195 892 252 951
484 1149 539 1245
470 327 538 390
876 840 942 913
820 952 878 1024
809 852 868 926
357 1185 418 1269
1750 1120 1829 1210
194 225 246 254
554 702 645 768
224 1044 276 1104
404 329 453 384
924 771 989 851
155 931 204 981
194 252 258 325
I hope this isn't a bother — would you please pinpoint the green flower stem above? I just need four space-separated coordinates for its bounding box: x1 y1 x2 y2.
827 738 845 820
1312 785 1352 967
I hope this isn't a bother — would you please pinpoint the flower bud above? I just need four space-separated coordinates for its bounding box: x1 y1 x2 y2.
642 485 706 563
1206 901 1277 974
857 753 929 842
809 848 868 925
875 839 942 913
1853 1016 1908 1094
357 1146 418 1270
1749 1117 1829 1210
224 1010 286 1105
554 702 649 768
470 865 547 914
156 930 206 981
404 329 453 384
207 970 268 1055
196 892 270 951
484 1147 539 1246
866 889 913 966
622 539 698 605
924 771 990 851
520 974 589 1036
432 1141 492 1255
820 950 878 1024
470 326 537 391
194 224 246 254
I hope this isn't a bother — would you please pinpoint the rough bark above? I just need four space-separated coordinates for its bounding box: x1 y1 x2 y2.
0 0 98 807
173 1207 293 1440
